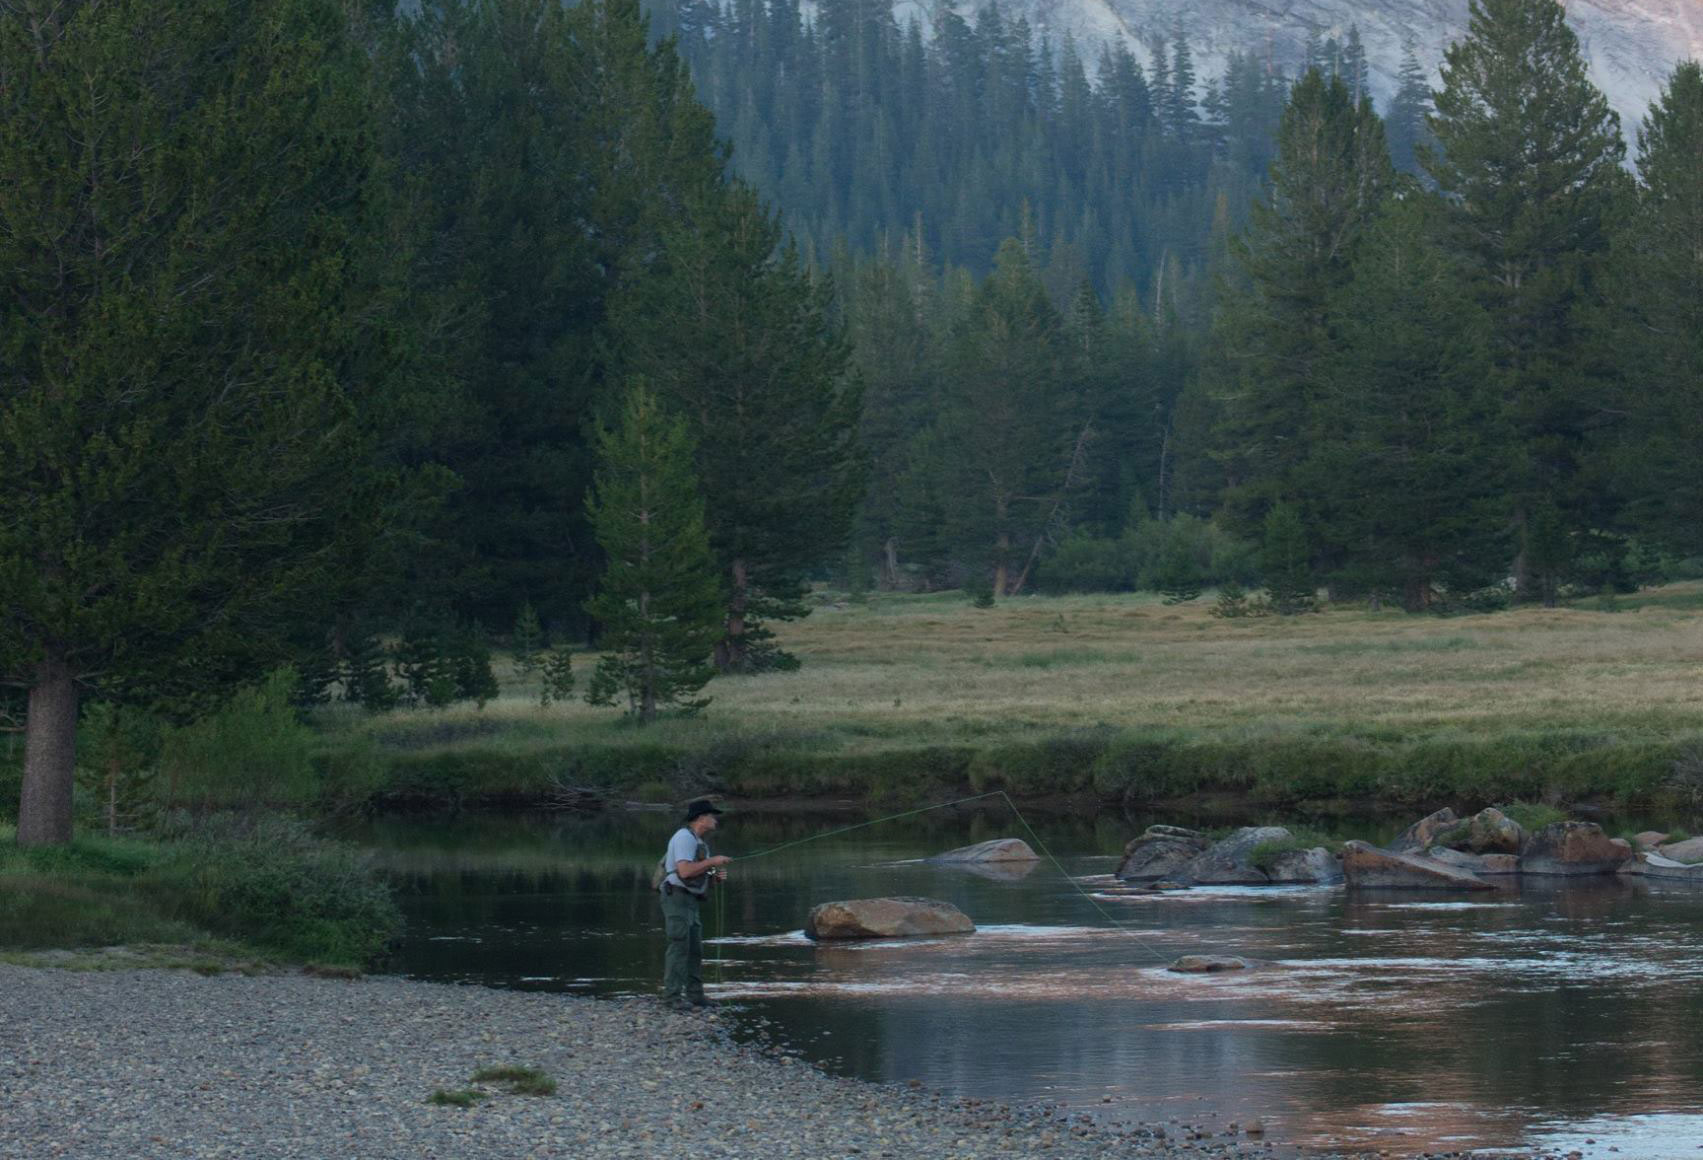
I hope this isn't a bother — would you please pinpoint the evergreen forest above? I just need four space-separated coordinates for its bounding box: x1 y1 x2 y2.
4 0 1703 843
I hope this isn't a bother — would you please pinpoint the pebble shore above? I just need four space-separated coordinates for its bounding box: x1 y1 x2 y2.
0 964 1386 1160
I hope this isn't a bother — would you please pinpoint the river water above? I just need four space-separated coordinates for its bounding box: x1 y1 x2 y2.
354 808 1703 1157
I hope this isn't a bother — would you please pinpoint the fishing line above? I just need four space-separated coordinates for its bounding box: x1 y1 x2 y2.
718 789 1177 965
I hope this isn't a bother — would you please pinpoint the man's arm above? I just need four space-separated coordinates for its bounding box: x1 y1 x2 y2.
675 853 731 879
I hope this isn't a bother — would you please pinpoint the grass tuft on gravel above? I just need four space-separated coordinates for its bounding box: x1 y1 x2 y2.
470 1065 557 1096
426 1088 488 1108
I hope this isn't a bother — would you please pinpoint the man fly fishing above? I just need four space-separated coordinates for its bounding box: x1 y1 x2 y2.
658 799 731 1012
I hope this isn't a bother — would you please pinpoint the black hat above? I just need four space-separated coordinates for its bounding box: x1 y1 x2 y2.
685 799 723 822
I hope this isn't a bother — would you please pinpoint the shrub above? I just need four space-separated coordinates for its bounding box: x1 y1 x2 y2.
158 669 316 809
149 814 401 966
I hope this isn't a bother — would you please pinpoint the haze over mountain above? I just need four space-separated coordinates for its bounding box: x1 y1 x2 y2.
886 0 1703 132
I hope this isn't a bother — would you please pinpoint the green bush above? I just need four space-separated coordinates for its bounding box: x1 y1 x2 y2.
0 817 399 966
158 669 316 809
149 814 401 965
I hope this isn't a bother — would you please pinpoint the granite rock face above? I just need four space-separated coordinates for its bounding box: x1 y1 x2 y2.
904 0 1702 141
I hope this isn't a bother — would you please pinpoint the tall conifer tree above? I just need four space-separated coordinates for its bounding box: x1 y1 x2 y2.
0 0 402 844
1423 0 1628 603
583 384 722 721
611 184 862 671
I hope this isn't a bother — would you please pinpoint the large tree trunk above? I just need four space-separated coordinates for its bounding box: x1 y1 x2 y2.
17 650 78 847
882 537 899 589
714 558 749 673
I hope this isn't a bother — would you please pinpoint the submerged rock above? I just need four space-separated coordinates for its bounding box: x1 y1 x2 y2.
1390 807 1460 854
805 897 974 940
1116 825 1210 882
1341 840 1495 890
930 838 1040 863
1520 822 1632 876
1168 955 1249 973
1179 826 1292 885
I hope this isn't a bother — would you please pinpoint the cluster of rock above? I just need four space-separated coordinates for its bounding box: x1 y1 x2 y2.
1341 806 1703 889
802 820 1703 941
1115 825 1341 886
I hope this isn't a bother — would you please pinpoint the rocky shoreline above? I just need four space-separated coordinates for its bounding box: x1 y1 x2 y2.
0 964 1390 1160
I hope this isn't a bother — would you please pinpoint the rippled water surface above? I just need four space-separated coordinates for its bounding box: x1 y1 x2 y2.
356 810 1703 1157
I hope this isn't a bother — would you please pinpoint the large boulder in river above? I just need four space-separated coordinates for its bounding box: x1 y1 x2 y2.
1179 826 1292 885
1520 822 1632 876
1341 840 1495 890
1657 835 1703 864
1265 846 1343 884
1622 851 1703 881
1390 808 1460 854
930 838 1039 863
1434 808 1525 855
1429 847 1521 876
805 897 974 940
1116 825 1210 882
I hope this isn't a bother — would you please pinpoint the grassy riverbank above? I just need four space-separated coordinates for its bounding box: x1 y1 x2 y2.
314 583 1703 815
0 817 401 969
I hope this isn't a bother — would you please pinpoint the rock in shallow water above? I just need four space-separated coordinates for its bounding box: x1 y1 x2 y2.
930 838 1039 863
1116 825 1210 882
805 897 974 940
1521 821 1632 876
1341 840 1495 890
1168 955 1249 973
1180 826 1292 885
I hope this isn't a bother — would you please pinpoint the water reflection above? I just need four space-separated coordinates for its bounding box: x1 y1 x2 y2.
356 810 1703 1157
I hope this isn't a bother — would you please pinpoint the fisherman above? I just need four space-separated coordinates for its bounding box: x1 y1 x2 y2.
659 799 732 1012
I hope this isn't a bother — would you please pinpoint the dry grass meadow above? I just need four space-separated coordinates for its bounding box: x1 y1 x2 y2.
314 583 1703 809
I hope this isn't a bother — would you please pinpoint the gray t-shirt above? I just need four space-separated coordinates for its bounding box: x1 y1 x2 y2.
662 827 709 895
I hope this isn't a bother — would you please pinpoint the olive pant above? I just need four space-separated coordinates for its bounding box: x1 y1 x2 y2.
660 887 704 1003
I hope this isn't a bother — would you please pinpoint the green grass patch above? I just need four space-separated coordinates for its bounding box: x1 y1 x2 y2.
427 1089 488 1108
470 1065 557 1096
1247 827 1342 872
1496 801 1569 832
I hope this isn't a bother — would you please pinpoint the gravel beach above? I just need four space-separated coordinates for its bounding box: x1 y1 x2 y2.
0 964 1391 1160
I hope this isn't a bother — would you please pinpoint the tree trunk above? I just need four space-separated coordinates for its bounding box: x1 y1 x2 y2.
17 651 78 847
714 558 749 673
882 537 899 588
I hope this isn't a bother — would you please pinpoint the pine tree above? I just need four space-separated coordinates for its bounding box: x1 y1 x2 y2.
1261 502 1317 614
1610 62 1703 556
583 384 723 722
0 0 403 844
1423 0 1629 604
1306 198 1512 608
610 183 862 672
1385 47 1434 175
1214 69 1392 535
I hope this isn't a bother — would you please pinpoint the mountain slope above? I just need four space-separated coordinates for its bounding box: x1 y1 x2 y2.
892 0 1702 133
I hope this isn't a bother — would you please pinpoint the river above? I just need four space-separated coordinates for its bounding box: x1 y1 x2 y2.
351 807 1703 1157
